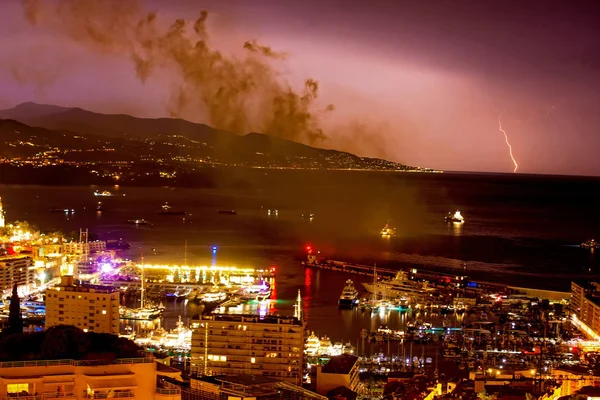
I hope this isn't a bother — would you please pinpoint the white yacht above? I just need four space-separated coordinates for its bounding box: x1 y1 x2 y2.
338 279 360 308
380 223 396 237
362 271 431 302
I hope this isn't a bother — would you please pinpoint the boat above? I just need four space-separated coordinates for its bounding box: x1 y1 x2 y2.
120 261 164 320
302 212 315 220
50 208 74 213
106 239 131 250
581 239 600 249
200 291 227 304
363 270 432 303
380 222 396 237
445 210 465 223
127 219 148 225
338 279 360 308
159 203 186 216
96 202 106 212
94 190 114 197
218 210 237 215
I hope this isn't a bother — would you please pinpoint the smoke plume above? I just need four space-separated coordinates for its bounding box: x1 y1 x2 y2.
21 0 333 144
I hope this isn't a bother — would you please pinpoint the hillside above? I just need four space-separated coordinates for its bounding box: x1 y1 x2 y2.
0 102 436 176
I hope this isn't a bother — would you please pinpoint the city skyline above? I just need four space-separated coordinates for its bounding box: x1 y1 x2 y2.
2 0 600 176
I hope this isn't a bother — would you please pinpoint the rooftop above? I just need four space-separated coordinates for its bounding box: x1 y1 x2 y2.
194 313 303 326
322 354 359 374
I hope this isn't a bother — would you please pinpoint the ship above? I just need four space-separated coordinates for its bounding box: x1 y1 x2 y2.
380 223 396 237
159 203 186 216
581 239 600 249
127 219 149 225
218 210 237 215
445 210 465 223
106 239 131 250
50 208 75 213
362 270 432 303
338 279 360 308
96 202 106 212
94 190 114 197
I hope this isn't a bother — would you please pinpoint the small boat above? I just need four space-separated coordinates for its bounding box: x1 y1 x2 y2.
96 202 106 212
94 190 114 197
106 239 130 250
218 210 237 215
159 202 186 216
581 239 600 249
445 210 465 224
127 219 149 225
380 222 396 237
302 212 315 220
50 208 74 213
338 279 360 308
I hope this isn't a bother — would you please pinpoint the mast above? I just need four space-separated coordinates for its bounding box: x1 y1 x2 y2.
372 263 377 304
184 240 188 266
140 254 145 309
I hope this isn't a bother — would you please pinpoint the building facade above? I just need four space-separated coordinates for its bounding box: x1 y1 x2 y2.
0 255 34 294
190 314 304 385
571 281 600 338
0 355 181 400
315 354 360 396
45 276 120 334
63 240 107 257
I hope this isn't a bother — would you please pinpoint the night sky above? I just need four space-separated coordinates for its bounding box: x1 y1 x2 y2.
1 0 600 176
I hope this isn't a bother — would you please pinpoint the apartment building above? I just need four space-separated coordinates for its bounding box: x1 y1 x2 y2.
62 240 107 256
0 354 181 400
190 314 304 385
0 254 34 293
45 276 120 334
315 354 360 396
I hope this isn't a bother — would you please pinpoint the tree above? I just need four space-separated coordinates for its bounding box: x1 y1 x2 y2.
478 390 496 400
7 284 23 335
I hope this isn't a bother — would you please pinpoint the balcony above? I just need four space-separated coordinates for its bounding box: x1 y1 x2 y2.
155 388 181 400
82 392 135 399
1 394 76 400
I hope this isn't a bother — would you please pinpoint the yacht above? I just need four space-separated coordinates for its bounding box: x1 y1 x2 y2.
94 190 114 197
380 223 396 237
127 219 149 225
362 270 431 302
218 210 237 215
582 239 600 249
159 203 186 216
338 279 360 308
445 210 465 223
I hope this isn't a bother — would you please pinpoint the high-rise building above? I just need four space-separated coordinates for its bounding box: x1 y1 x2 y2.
0 196 5 228
45 276 120 334
571 280 600 339
190 314 304 385
0 255 34 294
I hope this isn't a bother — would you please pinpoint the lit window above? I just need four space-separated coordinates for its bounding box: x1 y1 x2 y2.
7 384 28 393
83 329 88 333
220 356 227 362
102 310 107 315
251 358 256 363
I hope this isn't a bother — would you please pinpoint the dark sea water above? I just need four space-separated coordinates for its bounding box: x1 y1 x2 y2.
2 171 600 342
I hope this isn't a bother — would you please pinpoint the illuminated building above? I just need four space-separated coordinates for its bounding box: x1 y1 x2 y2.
570 281 600 339
45 276 119 334
315 354 360 396
190 314 304 385
0 255 35 294
0 354 182 399
63 240 107 256
0 196 5 228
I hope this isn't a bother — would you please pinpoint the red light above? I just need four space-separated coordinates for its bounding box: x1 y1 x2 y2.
271 266 276 272
306 246 312 253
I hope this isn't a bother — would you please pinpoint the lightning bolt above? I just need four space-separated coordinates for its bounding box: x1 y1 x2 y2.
498 114 518 173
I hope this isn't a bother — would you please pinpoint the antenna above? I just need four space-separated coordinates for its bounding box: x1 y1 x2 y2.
294 289 302 320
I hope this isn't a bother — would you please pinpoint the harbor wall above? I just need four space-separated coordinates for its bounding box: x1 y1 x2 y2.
508 286 570 301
